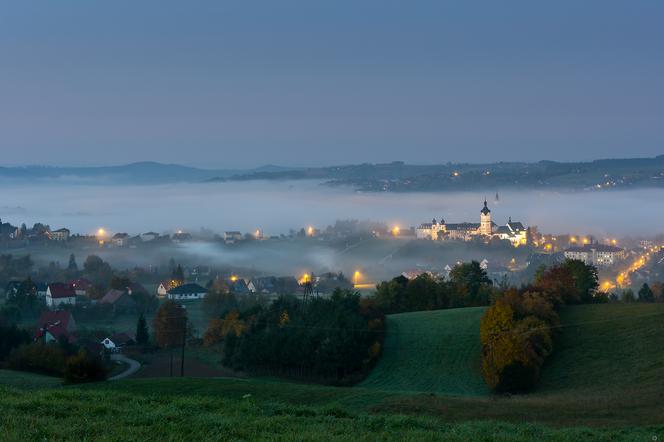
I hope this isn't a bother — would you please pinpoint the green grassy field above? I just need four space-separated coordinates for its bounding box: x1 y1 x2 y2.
0 376 662 441
2 303 664 440
360 307 489 396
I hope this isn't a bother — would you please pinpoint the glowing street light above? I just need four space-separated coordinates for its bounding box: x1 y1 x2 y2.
307 226 314 236
353 270 362 285
97 228 106 237
391 226 400 237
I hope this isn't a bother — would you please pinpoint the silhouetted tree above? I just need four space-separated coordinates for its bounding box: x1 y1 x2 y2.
638 283 655 303
136 313 150 346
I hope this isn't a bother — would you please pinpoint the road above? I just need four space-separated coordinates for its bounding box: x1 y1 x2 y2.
109 353 141 380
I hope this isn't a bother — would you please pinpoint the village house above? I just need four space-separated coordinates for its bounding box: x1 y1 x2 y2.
157 280 180 297
101 333 136 352
35 310 77 343
100 289 136 314
140 232 159 242
166 283 207 300
49 228 70 241
111 233 130 247
46 283 77 309
224 231 243 244
69 278 92 296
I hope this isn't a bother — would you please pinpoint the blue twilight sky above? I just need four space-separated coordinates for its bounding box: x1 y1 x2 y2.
0 0 663 168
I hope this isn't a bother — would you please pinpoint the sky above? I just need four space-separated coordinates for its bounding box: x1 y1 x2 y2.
1 0 663 168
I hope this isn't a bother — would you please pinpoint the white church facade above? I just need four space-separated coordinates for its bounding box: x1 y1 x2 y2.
416 200 527 247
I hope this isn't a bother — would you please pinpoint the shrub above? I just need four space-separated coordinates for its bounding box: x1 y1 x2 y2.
63 350 108 384
8 343 67 377
480 292 556 393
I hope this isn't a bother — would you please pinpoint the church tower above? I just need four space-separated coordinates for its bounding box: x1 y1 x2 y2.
480 199 492 236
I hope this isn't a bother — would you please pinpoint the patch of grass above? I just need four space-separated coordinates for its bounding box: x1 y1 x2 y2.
538 303 664 395
360 307 489 396
0 369 62 389
0 379 662 441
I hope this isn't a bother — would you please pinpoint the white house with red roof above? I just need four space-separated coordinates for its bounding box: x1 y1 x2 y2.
46 283 77 309
35 310 77 343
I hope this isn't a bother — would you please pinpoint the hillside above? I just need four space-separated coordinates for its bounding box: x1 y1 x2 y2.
360 307 488 396
538 303 664 396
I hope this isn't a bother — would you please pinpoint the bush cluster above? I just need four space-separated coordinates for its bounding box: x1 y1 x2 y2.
480 259 598 393
372 261 494 314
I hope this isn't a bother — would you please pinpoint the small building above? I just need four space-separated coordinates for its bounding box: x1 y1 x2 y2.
69 278 92 296
224 231 243 244
35 310 77 343
35 282 48 299
101 333 136 351
140 232 159 242
4 280 22 298
111 233 130 247
157 280 180 298
99 289 136 314
228 278 250 295
46 283 76 309
49 228 71 241
166 283 207 300
172 231 192 243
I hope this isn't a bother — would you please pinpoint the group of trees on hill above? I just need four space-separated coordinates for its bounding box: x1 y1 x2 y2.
6 337 107 384
619 282 664 303
480 260 599 393
372 261 494 314
208 289 384 384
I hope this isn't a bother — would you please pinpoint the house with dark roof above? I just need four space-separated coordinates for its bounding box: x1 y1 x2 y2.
35 310 77 343
69 278 92 296
46 283 76 309
100 289 136 314
166 283 207 300
228 278 250 295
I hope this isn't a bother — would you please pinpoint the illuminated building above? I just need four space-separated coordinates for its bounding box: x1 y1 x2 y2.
416 200 527 246
563 243 627 267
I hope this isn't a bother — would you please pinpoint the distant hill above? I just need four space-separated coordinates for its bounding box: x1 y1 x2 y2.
221 155 664 192
2 156 664 190
0 162 298 185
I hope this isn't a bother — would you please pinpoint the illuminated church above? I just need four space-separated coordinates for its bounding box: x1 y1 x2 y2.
416 200 527 246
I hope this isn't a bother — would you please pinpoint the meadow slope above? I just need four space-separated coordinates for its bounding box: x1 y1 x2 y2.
360 307 488 396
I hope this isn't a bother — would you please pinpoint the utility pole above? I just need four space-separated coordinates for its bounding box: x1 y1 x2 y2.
180 317 187 377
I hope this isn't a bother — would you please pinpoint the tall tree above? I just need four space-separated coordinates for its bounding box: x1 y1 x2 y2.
136 313 150 346
67 254 78 272
638 283 655 303
152 301 187 349
171 265 185 284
